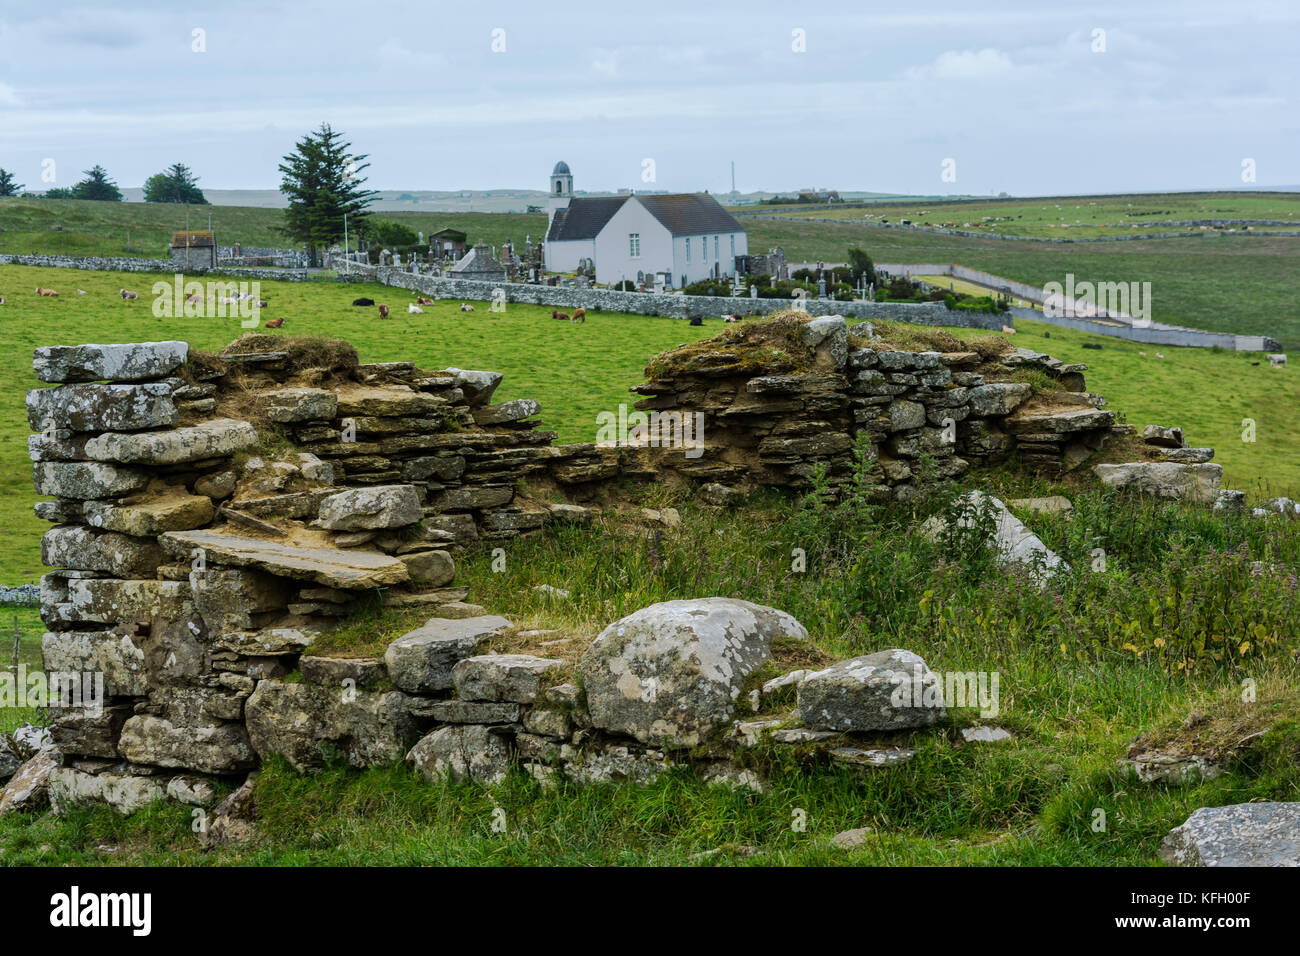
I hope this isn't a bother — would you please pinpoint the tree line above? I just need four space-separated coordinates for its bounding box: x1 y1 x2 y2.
1 123 391 265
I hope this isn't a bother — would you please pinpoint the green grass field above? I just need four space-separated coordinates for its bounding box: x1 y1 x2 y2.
744 190 1300 238
2 262 1298 586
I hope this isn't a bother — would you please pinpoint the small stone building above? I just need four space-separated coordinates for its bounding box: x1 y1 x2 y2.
170 230 217 269
451 242 507 282
430 228 467 260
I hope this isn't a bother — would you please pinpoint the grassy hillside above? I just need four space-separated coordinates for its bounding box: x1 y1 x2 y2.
744 220 1300 348
1 263 1298 585
744 190 1300 237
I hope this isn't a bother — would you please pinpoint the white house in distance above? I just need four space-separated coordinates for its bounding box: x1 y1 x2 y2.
543 161 747 288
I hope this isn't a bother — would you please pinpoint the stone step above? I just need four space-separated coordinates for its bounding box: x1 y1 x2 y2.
161 529 409 590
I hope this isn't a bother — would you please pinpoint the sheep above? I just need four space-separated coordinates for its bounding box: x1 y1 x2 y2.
408 304 424 314
571 307 587 322
352 297 375 307
378 304 390 319
460 303 475 312
77 289 87 295
1000 325 1016 334
36 287 58 297
120 289 140 300
264 317 285 328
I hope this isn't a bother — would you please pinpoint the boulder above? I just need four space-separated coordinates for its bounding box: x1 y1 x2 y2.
384 615 513 693
967 382 1031 416
798 649 945 732
197 773 259 847
1142 424 1186 448
920 491 1068 583
83 419 258 465
473 399 541 426
1160 803 1300 867
117 715 256 775
0 735 23 783
315 485 423 531
399 549 455 587
244 680 422 772
27 381 177 432
799 316 848 369
33 341 189 383
452 654 564 703
445 368 503 407
0 746 59 816
580 598 808 748
1093 462 1223 504
407 725 510 784
48 766 166 816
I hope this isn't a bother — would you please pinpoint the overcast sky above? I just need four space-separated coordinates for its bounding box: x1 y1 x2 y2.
0 1 1295 196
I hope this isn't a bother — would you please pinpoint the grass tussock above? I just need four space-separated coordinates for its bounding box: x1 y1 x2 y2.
221 333 359 374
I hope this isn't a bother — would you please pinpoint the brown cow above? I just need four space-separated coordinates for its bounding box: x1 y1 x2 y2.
416 296 434 305
571 308 587 323
378 304 390 319
459 303 475 312
551 310 570 321
264 318 285 328
36 287 58 297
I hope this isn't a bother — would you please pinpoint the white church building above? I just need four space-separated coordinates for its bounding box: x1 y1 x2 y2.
543 161 747 289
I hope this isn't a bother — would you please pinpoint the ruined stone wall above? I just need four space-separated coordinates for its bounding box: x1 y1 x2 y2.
20 326 1145 818
626 316 1120 505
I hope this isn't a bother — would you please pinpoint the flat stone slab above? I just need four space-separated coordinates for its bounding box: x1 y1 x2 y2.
28 381 177 432
260 388 338 423
83 419 258 465
1160 802 1300 866
830 747 917 767
1005 406 1114 435
316 485 423 531
452 654 564 704
799 649 946 733
83 493 215 535
33 461 151 499
33 341 189 383
161 529 409 590
1008 496 1074 516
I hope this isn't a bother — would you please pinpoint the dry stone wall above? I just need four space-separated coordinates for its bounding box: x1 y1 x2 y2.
12 322 1222 820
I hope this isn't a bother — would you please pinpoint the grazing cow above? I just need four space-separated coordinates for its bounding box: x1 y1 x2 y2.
352 297 375 307
723 315 740 324
264 318 285 328
460 303 475 312
1268 353 1287 367
552 310 571 321
408 304 424 314
416 296 433 305
36 287 58 297
571 307 587 322
378 304 390 319
120 289 140 300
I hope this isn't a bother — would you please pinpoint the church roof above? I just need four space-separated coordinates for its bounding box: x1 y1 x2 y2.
552 160 571 175
546 193 745 243
636 194 744 237
546 197 628 242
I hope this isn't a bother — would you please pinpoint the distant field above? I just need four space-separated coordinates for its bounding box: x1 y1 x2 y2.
741 190 1300 238
0 197 546 260
4 193 1298 347
1 262 1298 585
